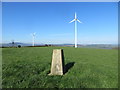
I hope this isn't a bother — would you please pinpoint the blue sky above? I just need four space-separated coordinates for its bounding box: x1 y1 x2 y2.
2 2 118 44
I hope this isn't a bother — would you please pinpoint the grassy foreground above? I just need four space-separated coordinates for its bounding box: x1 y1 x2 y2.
2 47 118 88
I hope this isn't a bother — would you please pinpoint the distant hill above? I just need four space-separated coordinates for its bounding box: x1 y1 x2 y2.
0 42 118 49
1 42 44 47
78 44 118 49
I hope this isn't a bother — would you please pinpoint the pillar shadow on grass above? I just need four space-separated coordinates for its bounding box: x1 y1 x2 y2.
61 49 75 74
64 62 75 74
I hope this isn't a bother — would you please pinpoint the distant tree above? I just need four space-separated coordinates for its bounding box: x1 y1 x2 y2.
45 44 48 47
18 45 21 48
11 40 15 47
49 44 52 46
12 41 14 44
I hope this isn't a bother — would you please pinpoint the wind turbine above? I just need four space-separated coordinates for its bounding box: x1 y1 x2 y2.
31 32 36 46
69 12 82 48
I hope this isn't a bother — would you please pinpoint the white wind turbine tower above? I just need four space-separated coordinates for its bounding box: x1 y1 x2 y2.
31 32 36 46
69 12 82 48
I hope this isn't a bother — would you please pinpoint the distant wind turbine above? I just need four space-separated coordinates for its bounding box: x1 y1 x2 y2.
31 32 36 46
69 12 82 48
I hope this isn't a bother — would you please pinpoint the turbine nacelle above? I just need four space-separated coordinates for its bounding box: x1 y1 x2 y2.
31 32 36 37
69 13 82 23
69 18 82 23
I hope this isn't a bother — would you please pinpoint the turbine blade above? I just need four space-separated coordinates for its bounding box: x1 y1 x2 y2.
75 12 77 19
69 19 75 23
77 19 82 23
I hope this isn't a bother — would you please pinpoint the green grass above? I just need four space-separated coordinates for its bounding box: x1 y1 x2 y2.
2 47 118 88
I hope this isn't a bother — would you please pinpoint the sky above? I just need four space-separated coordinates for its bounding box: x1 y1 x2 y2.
2 2 118 44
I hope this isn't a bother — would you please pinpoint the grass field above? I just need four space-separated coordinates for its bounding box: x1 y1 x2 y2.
2 47 118 88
